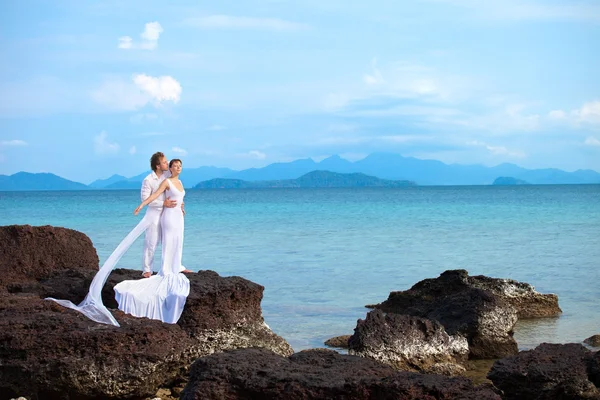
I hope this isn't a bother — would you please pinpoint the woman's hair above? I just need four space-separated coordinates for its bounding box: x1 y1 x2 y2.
169 158 182 168
150 152 165 171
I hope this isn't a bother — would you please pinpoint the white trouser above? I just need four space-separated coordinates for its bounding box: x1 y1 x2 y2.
142 207 163 274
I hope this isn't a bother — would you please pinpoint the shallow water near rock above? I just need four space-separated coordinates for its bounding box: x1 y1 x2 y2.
1 184 599 351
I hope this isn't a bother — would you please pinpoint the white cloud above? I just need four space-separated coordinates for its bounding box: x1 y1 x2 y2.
546 101 600 127
118 22 163 50
184 15 309 31
91 79 149 111
91 74 181 111
584 136 600 147
172 146 187 156
248 150 267 160
94 131 120 155
573 101 600 125
129 146 137 155
548 110 566 119
425 0 600 23
133 74 182 104
467 140 526 158
0 140 28 146
117 36 133 49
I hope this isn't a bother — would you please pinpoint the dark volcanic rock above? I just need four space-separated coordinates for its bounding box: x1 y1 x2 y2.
0 295 194 400
370 270 519 359
181 347 501 400
585 334 600 347
0 225 98 290
324 334 351 348
487 343 600 400
348 310 469 375
466 272 561 318
0 225 292 399
106 269 294 358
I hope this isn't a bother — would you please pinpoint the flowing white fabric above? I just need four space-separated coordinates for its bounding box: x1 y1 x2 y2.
46 213 154 327
114 180 190 324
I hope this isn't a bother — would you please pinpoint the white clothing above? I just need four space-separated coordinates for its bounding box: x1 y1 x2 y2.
114 179 190 324
45 178 190 327
141 170 170 273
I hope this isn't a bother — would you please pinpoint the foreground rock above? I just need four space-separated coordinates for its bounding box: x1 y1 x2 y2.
181 348 501 400
488 343 600 400
348 310 469 375
0 225 292 399
369 270 560 359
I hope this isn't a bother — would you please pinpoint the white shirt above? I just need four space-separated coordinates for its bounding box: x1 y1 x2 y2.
141 170 171 209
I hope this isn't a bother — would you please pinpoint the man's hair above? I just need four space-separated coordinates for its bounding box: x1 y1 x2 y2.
169 158 182 168
150 152 165 172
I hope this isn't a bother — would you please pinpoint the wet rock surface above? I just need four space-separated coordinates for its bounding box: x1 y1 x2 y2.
324 335 351 348
585 334 600 347
348 309 469 375
488 343 600 400
180 347 502 400
370 270 521 359
0 225 292 399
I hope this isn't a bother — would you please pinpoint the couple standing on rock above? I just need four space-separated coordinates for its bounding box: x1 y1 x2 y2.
48 151 193 326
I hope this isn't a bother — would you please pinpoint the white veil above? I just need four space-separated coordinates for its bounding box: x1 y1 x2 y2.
46 214 153 327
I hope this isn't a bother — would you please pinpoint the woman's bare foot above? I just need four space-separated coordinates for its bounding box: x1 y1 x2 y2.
182 269 193 273
142 271 152 278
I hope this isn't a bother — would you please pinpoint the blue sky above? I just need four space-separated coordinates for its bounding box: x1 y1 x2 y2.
1 0 599 183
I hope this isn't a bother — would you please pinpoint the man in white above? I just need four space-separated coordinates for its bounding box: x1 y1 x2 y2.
140 151 184 277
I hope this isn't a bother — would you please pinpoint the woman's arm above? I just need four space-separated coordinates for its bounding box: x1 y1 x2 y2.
134 180 169 215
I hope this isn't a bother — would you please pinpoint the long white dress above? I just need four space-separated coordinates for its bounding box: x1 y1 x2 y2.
46 179 190 326
114 179 190 324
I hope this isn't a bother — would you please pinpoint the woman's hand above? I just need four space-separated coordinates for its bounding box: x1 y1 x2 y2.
134 205 143 215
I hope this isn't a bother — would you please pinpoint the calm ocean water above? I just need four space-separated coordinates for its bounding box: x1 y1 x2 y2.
1 185 599 351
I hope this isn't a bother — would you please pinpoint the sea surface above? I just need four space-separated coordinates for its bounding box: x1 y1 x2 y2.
1 185 599 351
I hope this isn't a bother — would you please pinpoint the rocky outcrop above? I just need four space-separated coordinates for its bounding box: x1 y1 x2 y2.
466 272 561 318
487 343 600 400
0 225 98 290
0 225 292 400
348 310 469 375
0 295 195 400
324 335 351 348
586 334 600 347
369 270 520 358
180 347 501 400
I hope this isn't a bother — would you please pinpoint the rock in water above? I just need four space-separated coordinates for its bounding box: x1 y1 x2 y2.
348 310 469 375
585 334 600 347
369 269 560 359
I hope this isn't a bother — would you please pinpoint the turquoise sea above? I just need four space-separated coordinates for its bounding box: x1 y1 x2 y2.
1 185 599 351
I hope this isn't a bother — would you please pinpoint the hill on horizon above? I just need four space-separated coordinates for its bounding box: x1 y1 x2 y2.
194 170 416 189
0 172 89 191
2 152 600 191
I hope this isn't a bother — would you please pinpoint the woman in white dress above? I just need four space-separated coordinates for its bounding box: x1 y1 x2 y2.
46 159 190 326
113 158 190 324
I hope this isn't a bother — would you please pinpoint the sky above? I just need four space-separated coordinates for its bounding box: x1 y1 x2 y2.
1 0 599 183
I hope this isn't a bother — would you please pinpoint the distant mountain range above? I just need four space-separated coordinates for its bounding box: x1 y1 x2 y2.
2 153 600 191
194 171 416 189
0 172 89 191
